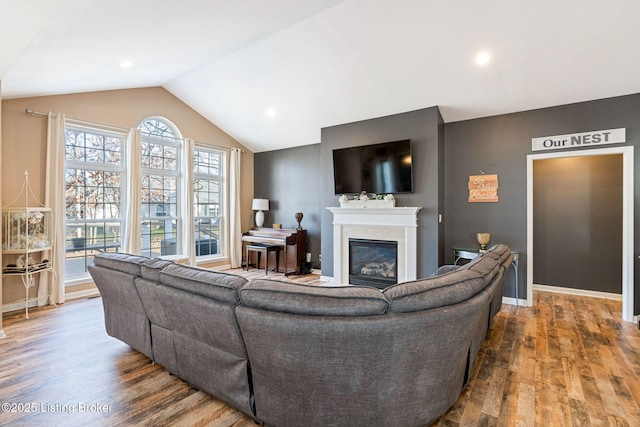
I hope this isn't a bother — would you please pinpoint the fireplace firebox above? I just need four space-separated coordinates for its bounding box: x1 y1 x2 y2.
348 238 398 289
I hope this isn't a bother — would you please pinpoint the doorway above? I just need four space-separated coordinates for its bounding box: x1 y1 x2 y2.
526 146 635 322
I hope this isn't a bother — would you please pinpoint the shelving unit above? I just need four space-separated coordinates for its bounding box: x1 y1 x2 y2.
2 171 56 319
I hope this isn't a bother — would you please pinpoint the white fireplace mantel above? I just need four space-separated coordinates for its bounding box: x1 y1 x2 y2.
327 206 421 285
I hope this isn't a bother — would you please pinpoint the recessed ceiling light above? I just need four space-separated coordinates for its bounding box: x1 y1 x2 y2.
265 108 277 118
475 51 490 66
120 60 133 69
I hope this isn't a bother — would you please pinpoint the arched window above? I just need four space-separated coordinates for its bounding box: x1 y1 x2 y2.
138 117 182 258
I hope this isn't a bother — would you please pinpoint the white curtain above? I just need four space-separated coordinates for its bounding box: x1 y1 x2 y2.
182 138 196 265
122 129 141 254
229 148 242 268
40 112 66 306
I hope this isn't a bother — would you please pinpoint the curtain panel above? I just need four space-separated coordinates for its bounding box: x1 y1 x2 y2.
229 148 242 268
41 112 66 306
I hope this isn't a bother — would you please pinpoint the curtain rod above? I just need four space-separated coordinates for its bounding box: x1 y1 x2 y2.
194 141 245 153
26 108 247 153
25 108 129 132
25 108 49 117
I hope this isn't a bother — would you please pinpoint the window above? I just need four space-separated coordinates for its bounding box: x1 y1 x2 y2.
138 118 182 258
193 147 224 257
63 115 228 282
64 124 125 281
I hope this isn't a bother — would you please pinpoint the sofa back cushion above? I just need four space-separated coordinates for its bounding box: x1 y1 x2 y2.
93 252 149 276
159 264 247 304
457 253 500 289
239 279 388 316
141 258 174 282
486 243 512 267
383 269 484 313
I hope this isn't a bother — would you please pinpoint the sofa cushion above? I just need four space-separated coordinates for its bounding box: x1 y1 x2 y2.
141 258 174 282
93 252 149 276
433 264 460 276
487 243 513 267
383 269 484 313
239 279 388 316
159 264 247 304
458 253 500 288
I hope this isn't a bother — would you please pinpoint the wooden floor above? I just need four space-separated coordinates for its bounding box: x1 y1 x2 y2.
1 269 639 426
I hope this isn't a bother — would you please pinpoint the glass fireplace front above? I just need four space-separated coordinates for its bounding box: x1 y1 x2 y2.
348 238 398 289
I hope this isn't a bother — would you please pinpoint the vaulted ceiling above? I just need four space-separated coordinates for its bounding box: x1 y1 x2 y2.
2 0 640 152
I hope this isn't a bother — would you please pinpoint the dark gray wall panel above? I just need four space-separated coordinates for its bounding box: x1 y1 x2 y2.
320 107 444 279
532 155 622 293
254 144 322 268
254 93 640 314
444 93 640 311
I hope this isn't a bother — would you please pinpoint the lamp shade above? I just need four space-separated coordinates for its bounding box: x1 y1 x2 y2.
252 198 269 211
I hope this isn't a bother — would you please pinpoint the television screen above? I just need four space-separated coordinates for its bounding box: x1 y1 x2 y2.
333 139 413 194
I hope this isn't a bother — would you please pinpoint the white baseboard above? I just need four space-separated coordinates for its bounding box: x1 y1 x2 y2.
3 298 41 314
502 296 529 307
2 288 101 314
533 283 622 301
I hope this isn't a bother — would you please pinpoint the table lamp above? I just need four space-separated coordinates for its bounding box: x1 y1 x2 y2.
252 198 269 227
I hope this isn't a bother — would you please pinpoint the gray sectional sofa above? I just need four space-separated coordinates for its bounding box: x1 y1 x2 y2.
89 244 513 427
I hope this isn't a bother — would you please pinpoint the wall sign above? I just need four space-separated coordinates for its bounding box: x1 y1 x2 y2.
468 174 498 203
531 128 626 151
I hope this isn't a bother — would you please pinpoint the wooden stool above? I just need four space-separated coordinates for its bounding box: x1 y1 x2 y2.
245 244 279 274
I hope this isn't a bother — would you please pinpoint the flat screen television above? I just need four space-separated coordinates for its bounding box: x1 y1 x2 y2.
333 139 413 194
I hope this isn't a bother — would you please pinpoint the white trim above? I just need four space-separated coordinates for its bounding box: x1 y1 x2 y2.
2 289 100 314
65 288 100 301
3 298 40 314
527 146 634 322
327 207 421 285
502 296 525 306
533 284 622 301
65 275 95 287
0 330 7 339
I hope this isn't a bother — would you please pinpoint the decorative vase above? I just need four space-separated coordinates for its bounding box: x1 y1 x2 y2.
476 232 491 252
295 212 303 230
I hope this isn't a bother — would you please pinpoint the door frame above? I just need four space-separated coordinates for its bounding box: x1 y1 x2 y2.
526 146 635 322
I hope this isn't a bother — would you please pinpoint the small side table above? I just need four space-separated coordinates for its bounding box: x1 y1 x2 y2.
453 247 520 306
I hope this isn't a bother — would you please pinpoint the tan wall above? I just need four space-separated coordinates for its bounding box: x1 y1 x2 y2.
1 87 255 310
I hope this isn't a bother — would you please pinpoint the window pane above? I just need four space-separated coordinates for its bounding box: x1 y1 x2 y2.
193 147 223 257
65 128 121 165
64 125 124 281
65 222 122 277
140 219 177 258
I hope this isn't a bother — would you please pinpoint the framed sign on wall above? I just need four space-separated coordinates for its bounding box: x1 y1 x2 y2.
468 174 499 203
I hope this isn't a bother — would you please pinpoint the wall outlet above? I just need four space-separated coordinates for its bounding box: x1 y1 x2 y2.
318 254 322 263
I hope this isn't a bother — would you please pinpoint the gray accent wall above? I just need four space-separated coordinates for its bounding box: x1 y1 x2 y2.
320 107 445 279
255 93 640 314
254 144 322 268
444 93 640 312
532 155 623 293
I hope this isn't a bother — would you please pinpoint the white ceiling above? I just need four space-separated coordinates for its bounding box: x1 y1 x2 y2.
2 0 640 153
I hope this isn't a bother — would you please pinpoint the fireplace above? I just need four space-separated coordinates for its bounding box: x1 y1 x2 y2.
349 238 398 289
327 206 421 285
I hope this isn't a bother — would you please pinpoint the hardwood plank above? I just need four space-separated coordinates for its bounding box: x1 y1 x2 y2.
2 273 640 426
